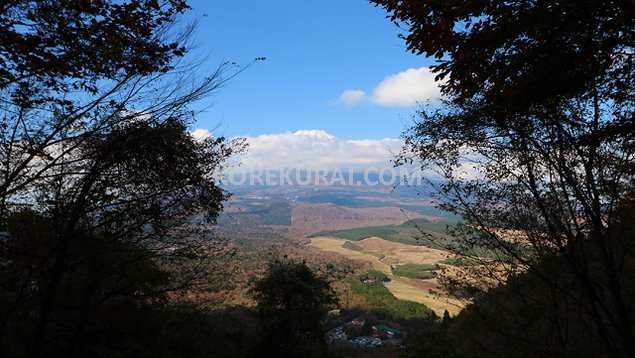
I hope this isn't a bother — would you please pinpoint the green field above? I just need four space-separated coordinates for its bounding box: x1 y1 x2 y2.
391 263 445 280
307 218 454 248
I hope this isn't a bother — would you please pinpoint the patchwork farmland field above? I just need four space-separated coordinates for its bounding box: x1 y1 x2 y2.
308 236 468 316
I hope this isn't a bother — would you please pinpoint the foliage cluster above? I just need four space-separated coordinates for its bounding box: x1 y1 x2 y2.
372 0 635 355
342 240 363 252
350 271 434 322
249 259 338 358
0 1 246 356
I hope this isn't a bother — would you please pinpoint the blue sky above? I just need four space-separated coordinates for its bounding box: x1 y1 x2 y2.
186 0 439 141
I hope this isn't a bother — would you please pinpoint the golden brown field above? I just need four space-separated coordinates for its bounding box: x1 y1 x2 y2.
291 203 423 231
307 237 392 273
385 280 465 316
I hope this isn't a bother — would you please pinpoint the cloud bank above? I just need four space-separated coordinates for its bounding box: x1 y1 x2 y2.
190 128 483 185
235 129 402 171
339 67 443 107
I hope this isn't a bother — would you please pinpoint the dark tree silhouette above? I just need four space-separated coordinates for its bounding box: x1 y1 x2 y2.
0 0 246 228
250 259 337 358
371 0 635 356
0 1 248 356
370 0 634 108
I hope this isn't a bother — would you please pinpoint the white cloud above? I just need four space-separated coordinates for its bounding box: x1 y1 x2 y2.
235 129 402 171
339 89 366 106
338 67 443 107
372 67 442 106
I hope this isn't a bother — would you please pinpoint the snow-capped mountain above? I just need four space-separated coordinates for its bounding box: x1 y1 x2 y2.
292 129 336 141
